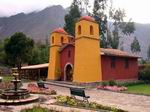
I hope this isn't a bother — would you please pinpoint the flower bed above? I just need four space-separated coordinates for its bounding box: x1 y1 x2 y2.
97 85 127 92
27 83 56 95
55 95 128 112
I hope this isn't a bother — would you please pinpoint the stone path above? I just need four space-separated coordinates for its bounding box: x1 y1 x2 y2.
0 82 150 112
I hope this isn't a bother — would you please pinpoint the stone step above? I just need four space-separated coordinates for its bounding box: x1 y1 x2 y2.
50 81 75 85
44 81 85 89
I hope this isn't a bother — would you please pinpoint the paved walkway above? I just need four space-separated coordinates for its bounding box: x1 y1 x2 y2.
48 84 150 112
1 82 150 112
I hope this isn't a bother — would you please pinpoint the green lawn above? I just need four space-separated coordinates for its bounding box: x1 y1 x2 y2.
126 84 150 95
1 75 33 83
2 75 13 82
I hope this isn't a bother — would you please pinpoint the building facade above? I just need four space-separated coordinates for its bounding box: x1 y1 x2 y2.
48 16 139 83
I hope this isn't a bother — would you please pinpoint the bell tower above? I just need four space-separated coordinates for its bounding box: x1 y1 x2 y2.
73 16 102 82
47 28 69 80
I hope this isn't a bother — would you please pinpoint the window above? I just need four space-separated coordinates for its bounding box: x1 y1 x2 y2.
90 25 94 35
61 36 64 44
52 36 54 44
78 25 81 35
111 57 116 68
125 58 129 69
68 50 71 58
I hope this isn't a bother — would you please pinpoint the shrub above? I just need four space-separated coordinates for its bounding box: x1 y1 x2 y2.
56 95 68 103
139 66 150 81
56 95 78 106
67 98 77 106
101 81 108 86
109 80 117 86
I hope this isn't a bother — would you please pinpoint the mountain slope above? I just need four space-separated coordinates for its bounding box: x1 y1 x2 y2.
0 6 150 58
0 5 66 42
122 23 150 58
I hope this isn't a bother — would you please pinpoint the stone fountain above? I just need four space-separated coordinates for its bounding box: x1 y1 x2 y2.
0 73 39 105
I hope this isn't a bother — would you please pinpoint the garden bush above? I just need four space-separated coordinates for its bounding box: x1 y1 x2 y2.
101 81 108 86
108 80 117 86
138 65 150 81
100 80 117 86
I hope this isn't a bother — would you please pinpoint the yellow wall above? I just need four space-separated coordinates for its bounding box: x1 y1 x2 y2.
47 46 60 80
47 32 69 80
50 33 69 46
76 20 99 39
73 20 102 82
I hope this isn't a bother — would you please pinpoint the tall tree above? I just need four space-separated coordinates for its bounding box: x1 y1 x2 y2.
29 43 49 65
4 32 34 77
78 0 90 14
92 0 135 49
131 36 141 54
0 39 7 64
83 0 90 14
64 0 81 36
147 45 150 60
108 8 135 49
93 0 108 48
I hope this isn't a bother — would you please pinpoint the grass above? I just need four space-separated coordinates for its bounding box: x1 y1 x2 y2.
2 75 13 82
20 106 62 112
125 84 150 95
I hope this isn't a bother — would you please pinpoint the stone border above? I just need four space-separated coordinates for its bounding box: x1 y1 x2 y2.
0 95 39 105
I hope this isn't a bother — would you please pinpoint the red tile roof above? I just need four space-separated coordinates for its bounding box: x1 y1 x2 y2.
101 48 139 58
12 63 49 70
79 16 95 22
51 28 68 34
59 44 139 58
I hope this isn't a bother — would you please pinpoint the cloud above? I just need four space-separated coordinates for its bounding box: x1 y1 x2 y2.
114 0 150 23
0 0 72 17
0 0 150 23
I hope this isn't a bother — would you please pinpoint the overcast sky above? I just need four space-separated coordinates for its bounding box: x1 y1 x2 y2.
0 0 150 23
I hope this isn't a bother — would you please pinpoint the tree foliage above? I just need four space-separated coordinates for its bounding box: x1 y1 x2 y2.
92 0 135 49
108 8 125 49
108 8 135 49
4 32 34 75
64 0 81 36
0 34 49 67
93 0 108 48
28 44 49 65
77 0 90 14
0 39 8 65
131 36 141 53
147 45 150 60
